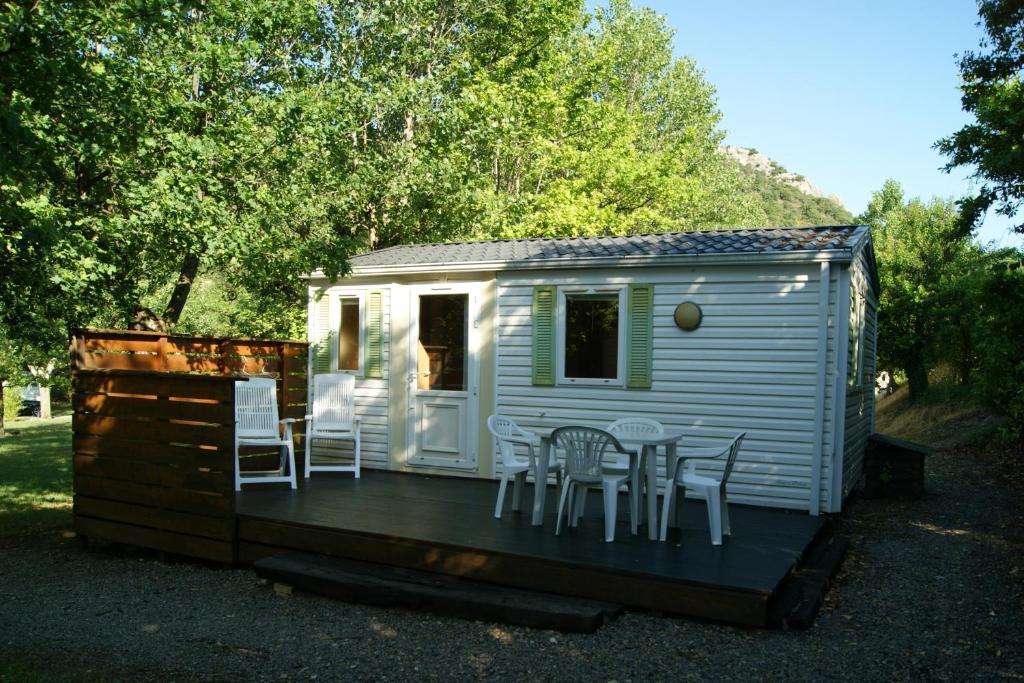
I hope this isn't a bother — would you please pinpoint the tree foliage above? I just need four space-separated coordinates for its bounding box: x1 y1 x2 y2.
859 180 973 399
2 0 769 358
733 163 853 227
862 179 1024 437
936 0 1024 236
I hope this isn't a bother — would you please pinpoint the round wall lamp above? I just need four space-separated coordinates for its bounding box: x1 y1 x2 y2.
673 302 702 331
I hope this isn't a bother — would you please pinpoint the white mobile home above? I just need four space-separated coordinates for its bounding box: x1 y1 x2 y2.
305 225 879 514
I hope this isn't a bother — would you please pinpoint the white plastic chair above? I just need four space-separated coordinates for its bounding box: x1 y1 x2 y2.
553 426 637 542
233 377 297 490
659 433 746 545
488 415 562 518
305 373 361 478
606 417 665 525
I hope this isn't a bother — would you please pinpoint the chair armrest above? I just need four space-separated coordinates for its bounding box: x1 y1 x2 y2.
677 445 728 460
354 417 362 428
280 418 297 424
304 414 313 421
515 426 539 442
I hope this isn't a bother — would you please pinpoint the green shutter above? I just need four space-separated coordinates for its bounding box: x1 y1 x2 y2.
312 293 332 375
626 284 654 389
365 289 384 379
532 285 556 386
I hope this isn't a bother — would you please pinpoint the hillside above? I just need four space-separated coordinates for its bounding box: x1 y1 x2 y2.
723 146 855 226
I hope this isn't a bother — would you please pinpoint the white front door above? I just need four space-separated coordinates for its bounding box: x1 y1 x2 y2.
406 283 480 470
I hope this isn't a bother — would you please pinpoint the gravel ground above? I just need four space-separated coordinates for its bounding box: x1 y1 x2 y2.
2 443 1022 682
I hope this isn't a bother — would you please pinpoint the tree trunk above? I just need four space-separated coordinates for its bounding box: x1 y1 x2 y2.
38 385 51 420
163 252 200 325
0 383 5 437
906 348 929 402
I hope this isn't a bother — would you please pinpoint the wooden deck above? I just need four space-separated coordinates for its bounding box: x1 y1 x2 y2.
236 471 828 626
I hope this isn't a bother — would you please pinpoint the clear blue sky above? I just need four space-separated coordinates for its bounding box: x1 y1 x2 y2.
639 0 1022 248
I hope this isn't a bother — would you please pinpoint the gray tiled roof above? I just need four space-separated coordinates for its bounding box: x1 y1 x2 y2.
348 225 866 271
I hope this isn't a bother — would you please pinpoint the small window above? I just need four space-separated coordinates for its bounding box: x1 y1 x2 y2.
338 296 361 372
848 291 865 387
560 290 624 383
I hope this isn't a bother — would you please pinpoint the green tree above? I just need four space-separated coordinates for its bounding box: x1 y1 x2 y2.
971 250 1024 437
859 180 972 400
936 0 1024 236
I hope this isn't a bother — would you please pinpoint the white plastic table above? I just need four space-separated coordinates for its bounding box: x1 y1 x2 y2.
532 427 684 540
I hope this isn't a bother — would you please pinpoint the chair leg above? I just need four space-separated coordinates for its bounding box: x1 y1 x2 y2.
627 479 638 536
602 481 619 543
512 471 526 511
630 462 642 528
234 442 242 492
572 487 588 527
286 442 297 490
555 478 574 536
665 454 678 524
675 486 685 529
494 472 510 519
353 429 361 478
304 433 312 478
706 488 723 545
721 490 732 537
659 481 674 541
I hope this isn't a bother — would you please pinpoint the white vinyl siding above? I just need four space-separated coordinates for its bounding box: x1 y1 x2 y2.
842 252 877 499
307 285 391 470
496 264 830 511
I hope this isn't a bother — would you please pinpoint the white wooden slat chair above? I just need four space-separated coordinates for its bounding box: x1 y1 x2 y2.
233 377 297 491
488 415 562 519
552 426 638 543
606 417 665 526
304 373 361 478
659 433 746 545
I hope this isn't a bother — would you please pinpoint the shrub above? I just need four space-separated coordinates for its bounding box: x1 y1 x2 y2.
3 385 23 422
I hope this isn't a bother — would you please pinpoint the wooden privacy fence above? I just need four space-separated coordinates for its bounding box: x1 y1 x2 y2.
71 329 308 563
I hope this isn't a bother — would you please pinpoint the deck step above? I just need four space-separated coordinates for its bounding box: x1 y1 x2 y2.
253 552 624 633
768 524 850 629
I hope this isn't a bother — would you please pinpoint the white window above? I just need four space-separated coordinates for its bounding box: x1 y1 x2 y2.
556 286 627 386
335 292 364 375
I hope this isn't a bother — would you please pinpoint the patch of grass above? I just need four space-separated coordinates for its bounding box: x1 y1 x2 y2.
875 385 1003 450
0 410 73 537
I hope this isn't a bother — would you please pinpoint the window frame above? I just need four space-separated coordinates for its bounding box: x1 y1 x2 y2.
333 291 365 377
555 285 627 387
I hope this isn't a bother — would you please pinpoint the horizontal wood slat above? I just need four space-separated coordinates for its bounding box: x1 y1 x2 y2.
73 414 233 448
81 353 283 375
74 372 235 401
74 496 235 541
75 474 233 517
74 454 231 494
74 393 234 423
75 516 235 564
74 434 231 466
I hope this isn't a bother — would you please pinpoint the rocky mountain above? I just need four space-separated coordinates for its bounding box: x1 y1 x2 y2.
721 145 854 226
